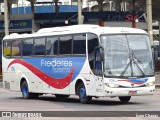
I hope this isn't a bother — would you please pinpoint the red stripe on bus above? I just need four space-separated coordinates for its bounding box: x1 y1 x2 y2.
7 59 74 89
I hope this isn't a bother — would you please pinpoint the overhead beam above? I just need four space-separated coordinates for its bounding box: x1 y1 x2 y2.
147 0 153 45
78 0 82 24
30 1 35 33
4 0 9 35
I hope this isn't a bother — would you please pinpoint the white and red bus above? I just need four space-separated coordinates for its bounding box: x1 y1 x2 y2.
2 25 155 104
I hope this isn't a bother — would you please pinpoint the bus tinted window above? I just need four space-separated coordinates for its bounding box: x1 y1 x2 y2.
3 41 11 57
59 36 72 55
73 34 86 54
12 40 22 57
46 37 59 56
23 39 33 56
34 38 45 56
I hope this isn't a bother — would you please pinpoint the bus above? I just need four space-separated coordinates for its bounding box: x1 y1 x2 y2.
2 25 155 104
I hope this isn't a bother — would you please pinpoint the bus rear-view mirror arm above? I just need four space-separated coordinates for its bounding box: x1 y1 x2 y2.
93 45 104 61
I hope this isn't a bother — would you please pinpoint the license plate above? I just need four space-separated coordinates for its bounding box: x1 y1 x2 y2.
129 91 137 95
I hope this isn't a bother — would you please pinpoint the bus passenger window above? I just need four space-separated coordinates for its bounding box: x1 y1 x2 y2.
73 34 86 55
23 39 33 56
46 37 59 56
59 36 72 55
12 40 22 57
34 38 45 56
3 41 11 57
87 33 99 71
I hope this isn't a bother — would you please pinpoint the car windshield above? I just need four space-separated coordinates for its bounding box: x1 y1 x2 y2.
101 34 154 78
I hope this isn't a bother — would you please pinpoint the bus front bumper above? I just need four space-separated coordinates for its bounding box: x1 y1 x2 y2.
104 86 155 97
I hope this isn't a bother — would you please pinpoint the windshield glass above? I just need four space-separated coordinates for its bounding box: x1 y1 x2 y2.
101 34 154 78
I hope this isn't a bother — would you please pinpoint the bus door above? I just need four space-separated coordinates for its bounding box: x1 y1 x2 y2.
94 48 103 96
95 76 103 96
87 33 103 96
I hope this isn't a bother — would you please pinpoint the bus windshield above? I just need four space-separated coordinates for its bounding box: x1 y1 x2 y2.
101 34 154 78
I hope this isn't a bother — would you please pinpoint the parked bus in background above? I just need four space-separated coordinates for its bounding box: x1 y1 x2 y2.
153 41 160 72
2 25 155 104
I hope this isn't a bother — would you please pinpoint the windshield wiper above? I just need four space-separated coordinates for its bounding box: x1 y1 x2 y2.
131 50 145 76
120 35 145 77
120 49 145 77
120 59 131 77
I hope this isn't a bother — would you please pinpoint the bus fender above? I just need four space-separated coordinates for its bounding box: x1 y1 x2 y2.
75 77 89 95
20 75 31 92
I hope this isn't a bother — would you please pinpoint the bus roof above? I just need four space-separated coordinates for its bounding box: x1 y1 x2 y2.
3 24 148 40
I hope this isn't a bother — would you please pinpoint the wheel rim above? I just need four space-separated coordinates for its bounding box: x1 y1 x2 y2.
22 84 28 97
80 87 86 100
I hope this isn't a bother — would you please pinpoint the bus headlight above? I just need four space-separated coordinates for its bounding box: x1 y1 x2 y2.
105 83 119 88
146 81 155 87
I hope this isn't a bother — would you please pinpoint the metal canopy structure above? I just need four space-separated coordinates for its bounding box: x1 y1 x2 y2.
1 0 160 44
1 0 160 19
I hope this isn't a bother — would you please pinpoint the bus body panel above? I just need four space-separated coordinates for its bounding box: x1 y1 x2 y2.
3 56 103 96
3 57 99 96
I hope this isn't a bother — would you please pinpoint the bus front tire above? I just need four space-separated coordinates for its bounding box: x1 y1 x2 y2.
78 82 92 104
119 96 131 103
21 81 39 99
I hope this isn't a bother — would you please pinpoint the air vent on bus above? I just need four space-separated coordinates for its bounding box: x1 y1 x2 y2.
4 81 10 90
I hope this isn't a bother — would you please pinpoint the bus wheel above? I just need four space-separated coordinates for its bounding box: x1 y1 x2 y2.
55 94 70 99
78 82 92 104
119 96 131 103
21 81 30 99
21 81 39 99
